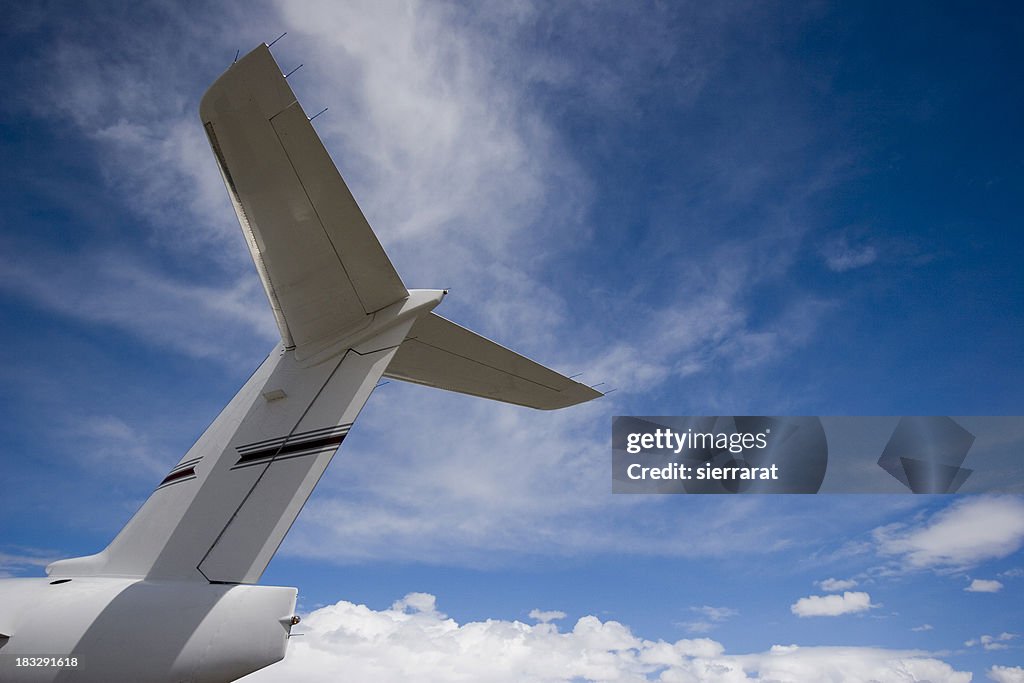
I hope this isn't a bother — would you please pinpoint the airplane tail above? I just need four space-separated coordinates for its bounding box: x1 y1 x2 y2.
48 44 600 584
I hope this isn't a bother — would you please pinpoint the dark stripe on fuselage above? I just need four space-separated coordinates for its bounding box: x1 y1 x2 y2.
230 445 341 469
234 432 347 466
236 424 351 454
158 466 196 487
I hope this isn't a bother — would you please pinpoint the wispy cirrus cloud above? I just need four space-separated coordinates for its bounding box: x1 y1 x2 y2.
679 605 739 634
14 1 845 392
0 548 60 579
0 246 276 365
2 0 858 573
817 577 859 592
822 237 878 272
61 415 171 479
3 1 943 575
22 3 269 258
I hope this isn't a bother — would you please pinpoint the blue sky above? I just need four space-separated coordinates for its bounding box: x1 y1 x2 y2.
2 1 1023 680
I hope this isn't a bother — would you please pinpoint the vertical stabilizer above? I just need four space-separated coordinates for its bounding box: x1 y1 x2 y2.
47 44 601 586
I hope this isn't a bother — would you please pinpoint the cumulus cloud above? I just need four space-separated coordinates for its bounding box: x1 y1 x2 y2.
392 592 438 614
873 496 1024 571
911 624 934 632
965 632 1017 651
240 592 969 683
790 591 875 618
966 578 1004 593
817 577 858 592
990 665 1024 683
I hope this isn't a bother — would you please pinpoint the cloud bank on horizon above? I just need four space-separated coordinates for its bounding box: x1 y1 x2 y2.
241 591 974 683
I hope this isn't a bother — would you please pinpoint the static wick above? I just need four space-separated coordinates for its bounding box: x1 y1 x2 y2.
284 63 303 78
308 107 328 122
267 32 287 48
590 382 606 388
569 373 583 379
233 49 239 64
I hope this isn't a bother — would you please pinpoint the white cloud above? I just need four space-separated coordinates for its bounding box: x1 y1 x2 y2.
679 605 738 634
692 606 739 622
271 0 591 339
990 665 1024 683
529 609 567 624
33 24 255 257
874 496 1024 571
0 548 58 579
965 632 1017 651
285 387 871 566
0 245 277 365
817 577 858 592
999 567 1024 578
392 592 438 614
822 238 877 272
790 591 875 618
240 592 970 683
8 1 881 568
24 4 815 359
61 415 170 479
911 624 934 632
17 1 837 391
14 2 599 374
965 578 1004 593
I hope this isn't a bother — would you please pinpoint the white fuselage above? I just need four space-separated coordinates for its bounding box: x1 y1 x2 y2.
0 577 296 682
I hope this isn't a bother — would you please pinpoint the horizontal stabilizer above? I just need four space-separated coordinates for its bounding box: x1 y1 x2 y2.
385 313 602 410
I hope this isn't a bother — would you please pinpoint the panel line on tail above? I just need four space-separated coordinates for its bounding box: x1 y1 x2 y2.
268 104 367 315
195 351 349 582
